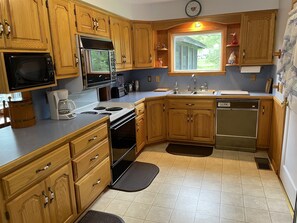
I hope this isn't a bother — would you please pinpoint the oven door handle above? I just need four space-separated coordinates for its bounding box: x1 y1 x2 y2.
110 113 136 130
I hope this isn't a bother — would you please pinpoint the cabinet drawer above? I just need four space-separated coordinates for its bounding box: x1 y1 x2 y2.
168 99 215 109
75 156 111 211
70 123 108 156
2 144 70 197
73 138 110 181
135 103 145 116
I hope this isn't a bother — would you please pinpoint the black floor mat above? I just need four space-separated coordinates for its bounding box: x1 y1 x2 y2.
78 210 124 223
166 143 213 157
111 161 159 192
255 157 272 170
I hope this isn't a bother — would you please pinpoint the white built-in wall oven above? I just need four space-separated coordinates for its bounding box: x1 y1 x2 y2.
77 35 117 89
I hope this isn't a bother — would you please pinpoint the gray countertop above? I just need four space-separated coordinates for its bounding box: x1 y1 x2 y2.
0 114 108 169
0 90 273 170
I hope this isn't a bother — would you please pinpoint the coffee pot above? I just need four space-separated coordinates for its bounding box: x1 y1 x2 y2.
47 89 76 120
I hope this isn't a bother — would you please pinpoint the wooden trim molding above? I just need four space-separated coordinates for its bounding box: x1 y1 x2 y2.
269 97 287 174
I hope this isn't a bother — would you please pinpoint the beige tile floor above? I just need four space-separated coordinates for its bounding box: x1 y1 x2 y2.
90 143 293 223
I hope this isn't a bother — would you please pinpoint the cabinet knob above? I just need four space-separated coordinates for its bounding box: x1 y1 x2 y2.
88 135 97 142
96 21 99 30
4 20 11 38
92 18 96 30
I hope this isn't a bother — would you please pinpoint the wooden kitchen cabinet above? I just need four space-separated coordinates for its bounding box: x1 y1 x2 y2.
110 17 133 70
0 0 49 50
135 103 146 154
257 99 273 149
48 0 79 78
6 163 77 223
75 4 110 38
168 99 215 144
146 99 166 144
239 11 276 65
133 23 154 68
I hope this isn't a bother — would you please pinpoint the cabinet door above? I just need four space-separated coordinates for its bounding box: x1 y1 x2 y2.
3 0 48 50
122 20 133 69
146 99 166 143
110 17 124 69
6 182 51 223
136 113 146 154
240 11 276 65
257 100 273 148
191 110 214 143
93 10 110 38
75 4 95 35
48 0 78 77
168 109 189 140
46 164 77 223
133 23 154 68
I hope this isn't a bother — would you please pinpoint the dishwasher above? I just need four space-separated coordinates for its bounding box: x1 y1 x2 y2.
216 99 259 152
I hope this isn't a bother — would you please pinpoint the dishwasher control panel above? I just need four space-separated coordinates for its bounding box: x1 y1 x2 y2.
217 102 231 108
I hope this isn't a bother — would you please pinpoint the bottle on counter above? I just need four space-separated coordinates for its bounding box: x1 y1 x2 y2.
134 80 139 91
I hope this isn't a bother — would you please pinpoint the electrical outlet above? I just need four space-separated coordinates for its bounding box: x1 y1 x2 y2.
155 76 160 82
147 75 152 82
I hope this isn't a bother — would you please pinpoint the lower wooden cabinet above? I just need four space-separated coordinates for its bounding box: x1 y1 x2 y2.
257 99 273 148
146 99 166 143
136 113 146 154
167 99 215 144
75 156 111 212
6 163 76 223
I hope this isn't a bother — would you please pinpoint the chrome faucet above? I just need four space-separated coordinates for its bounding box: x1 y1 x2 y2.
192 74 197 91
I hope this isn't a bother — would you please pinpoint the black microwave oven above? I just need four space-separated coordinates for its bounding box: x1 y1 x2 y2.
4 53 56 91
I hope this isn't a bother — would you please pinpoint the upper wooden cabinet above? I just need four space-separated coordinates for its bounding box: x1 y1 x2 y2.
75 4 110 38
133 23 154 68
0 0 49 50
239 11 276 65
48 0 79 78
110 17 133 70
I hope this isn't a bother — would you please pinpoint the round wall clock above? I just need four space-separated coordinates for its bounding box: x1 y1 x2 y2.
185 0 202 18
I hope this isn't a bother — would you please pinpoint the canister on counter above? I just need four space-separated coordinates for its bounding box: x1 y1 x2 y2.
134 80 139 91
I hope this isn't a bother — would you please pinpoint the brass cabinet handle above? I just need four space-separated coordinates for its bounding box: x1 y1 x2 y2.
186 103 195 106
42 191 49 208
190 115 193 122
149 54 152 63
187 114 190 122
92 178 101 187
4 20 11 38
242 49 246 59
48 187 55 203
90 154 99 162
0 22 4 36
74 54 79 66
88 136 97 142
262 106 265 115
36 162 51 173
96 21 99 30
92 18 96 30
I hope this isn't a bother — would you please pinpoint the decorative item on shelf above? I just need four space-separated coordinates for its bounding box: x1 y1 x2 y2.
158 58 163 67
157 43 167 50
228 32 239 46
228 51 236 64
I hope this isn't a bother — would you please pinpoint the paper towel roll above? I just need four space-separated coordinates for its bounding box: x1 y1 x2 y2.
240 66 261 73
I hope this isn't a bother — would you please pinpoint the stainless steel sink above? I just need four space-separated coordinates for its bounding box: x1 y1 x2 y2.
172 90 216 95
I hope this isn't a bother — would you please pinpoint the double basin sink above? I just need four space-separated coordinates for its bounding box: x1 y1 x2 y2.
172 90 216 96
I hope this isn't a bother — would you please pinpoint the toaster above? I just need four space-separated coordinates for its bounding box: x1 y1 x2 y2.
111 86 126 98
